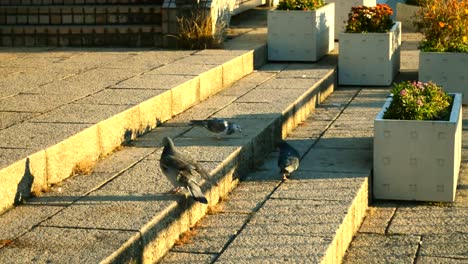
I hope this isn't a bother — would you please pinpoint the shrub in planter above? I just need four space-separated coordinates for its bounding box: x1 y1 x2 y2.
374 81 462 202
415 0 468 104
383 81 453 121
268 0 334 61
276 0 325 10
338 4 401 86
415 0 468 52
345 4 395 33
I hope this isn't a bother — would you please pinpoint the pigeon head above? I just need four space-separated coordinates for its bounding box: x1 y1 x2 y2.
162 136 175 148
232 123 242 133
226 122 242 135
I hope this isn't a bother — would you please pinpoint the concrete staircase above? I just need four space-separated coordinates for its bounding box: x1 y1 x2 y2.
0 8 374 263
0 0 164 46
0 48 342 263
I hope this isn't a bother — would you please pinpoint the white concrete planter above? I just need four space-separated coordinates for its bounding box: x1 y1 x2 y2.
338 22 401 86
329 0 376 40
395 2 419 32
419 51 468 104
267 3 335 62
373 93 462 202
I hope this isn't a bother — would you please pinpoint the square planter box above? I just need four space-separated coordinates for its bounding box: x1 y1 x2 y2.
267 3 335 62
329 0 376 40
419 52 468 104
373 93 462 202
339 21 401 86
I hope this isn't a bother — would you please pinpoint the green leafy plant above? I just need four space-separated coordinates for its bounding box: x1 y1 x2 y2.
415 0 468 52
345 4 395 33
276 0 325 11
383 81 453 120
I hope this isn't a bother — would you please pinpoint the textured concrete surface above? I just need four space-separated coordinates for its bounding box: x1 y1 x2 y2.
0 11 263 213
0 52 337 263
160 88 372 264
159 32 468 264
0 8 466 264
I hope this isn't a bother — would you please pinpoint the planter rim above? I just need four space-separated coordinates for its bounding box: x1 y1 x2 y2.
375 92 462 123
419 50 468 54
269 2 334 12
340 21 401 35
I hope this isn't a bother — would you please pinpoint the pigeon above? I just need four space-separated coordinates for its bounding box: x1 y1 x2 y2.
159 136 212 204
277 140 300 180
190 118 242 137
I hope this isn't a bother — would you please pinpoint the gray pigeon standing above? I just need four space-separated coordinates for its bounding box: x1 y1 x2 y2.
277 140 300 180
159 136 212 204
190 118 242 138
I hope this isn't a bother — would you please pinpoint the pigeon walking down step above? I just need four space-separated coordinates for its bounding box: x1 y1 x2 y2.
277 140 300 180
159 136 213 204
189 118 242 138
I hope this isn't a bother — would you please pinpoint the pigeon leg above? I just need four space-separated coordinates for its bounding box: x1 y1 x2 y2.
169 186 183 194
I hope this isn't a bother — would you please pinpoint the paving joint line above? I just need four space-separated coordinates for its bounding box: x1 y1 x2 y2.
412 235 423 264
297 88 363 161
210 180 283 263
37 225 139 233
384 206 398 235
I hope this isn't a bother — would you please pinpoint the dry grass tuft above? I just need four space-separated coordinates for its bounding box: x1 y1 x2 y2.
175 8 226 50
0 239 14 248
207 203 224 215
72 159 96 176
174 221 205 246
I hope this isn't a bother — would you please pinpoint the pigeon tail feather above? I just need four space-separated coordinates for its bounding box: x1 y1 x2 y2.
187 181 208 204
189 120 207 127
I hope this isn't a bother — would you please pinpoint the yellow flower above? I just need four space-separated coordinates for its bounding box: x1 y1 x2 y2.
465 9 468 15
464 36 468 42
439 21 445 28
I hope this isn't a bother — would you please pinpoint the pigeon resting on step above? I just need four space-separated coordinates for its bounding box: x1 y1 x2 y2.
277 140 300 180
159 136 212 204
190 118 242 137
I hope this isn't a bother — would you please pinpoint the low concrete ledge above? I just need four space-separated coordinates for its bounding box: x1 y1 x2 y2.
0 44 261 214
0 63 337 263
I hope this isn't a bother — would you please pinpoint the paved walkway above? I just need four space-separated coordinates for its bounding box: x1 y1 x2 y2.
0 7 467 263
157 32 468 263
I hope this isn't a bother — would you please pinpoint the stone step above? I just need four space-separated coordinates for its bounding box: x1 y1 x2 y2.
0 24 163 46
0 59 337 262
0 5 162 26
0 0 164 5
0 28 267 214
160 87 383 263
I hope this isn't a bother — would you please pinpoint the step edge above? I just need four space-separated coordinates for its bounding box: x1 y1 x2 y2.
0 44 264 215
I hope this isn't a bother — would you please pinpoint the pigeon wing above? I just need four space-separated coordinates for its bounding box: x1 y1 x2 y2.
185 177 208 204
175 150 216 185
206 119 227 133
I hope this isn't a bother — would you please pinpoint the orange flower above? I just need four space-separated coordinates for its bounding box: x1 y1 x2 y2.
439 21 445 28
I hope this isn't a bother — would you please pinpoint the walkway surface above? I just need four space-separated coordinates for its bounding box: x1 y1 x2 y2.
0 7 467 264
158 32 468 263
